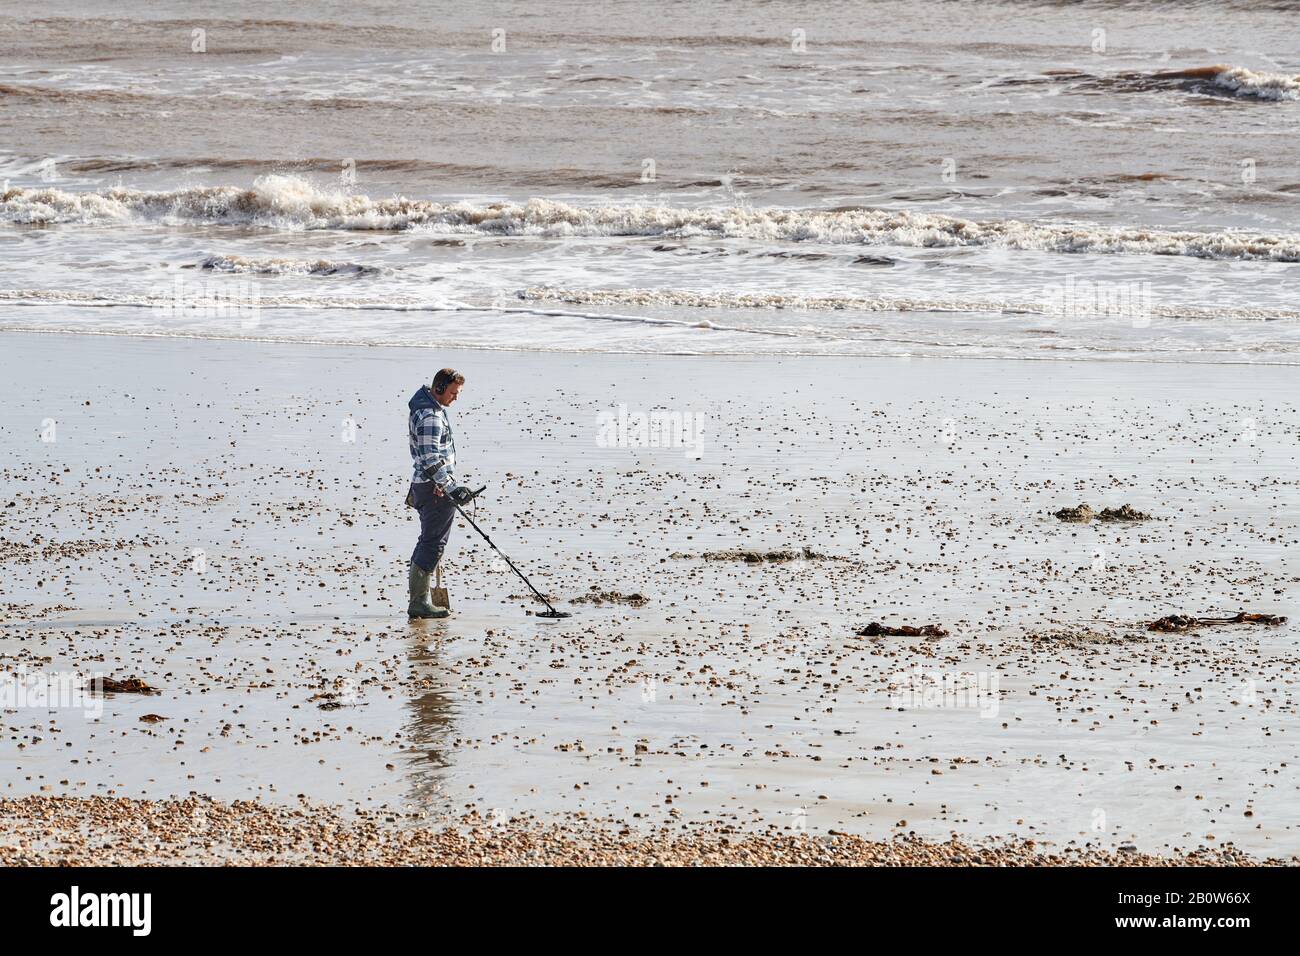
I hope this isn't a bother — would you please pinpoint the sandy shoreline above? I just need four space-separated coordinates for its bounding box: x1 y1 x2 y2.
1 796 1285 867
2 330 1298 863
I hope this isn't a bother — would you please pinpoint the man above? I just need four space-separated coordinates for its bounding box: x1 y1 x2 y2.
407 368 476 619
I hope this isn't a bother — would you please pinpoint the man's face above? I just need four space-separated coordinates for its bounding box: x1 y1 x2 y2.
438 382 462 406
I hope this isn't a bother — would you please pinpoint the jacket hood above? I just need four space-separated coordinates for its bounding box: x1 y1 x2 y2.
409 386 439 413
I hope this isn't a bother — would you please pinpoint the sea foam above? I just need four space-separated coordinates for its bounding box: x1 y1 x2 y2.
4 175 1300 261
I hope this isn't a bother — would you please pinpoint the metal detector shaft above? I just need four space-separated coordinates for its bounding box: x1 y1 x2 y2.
420 459 568 617
452 498 567 617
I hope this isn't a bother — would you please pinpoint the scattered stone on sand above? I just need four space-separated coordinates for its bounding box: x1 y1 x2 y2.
1098 504 1153 522
1053 504 1096 523
6 337 1297 866
138 714 167 723
856 622 950 638
1147 611 1289 633
1 534 164 565
1027 629 1147 647
569 589 648 607
90 676 157 695
308 691 348 710
677 547 828 563
0 796 1286 867
1053 503 1152 523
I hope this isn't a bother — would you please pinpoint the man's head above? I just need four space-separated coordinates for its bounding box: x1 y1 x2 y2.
431 367 465 406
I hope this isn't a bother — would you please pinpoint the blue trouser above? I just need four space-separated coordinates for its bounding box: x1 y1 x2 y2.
410 481 456 572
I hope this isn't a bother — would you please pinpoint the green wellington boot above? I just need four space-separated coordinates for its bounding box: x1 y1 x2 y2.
408 561 450 619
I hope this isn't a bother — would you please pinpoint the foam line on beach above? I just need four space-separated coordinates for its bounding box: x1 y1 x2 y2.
3 323 1297 366
0 288 802 338
7 285 1300 329
5 175 1300 261
520 286 1300 325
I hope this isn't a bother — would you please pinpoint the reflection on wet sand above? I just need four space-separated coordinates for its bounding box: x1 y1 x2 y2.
400 626 456 812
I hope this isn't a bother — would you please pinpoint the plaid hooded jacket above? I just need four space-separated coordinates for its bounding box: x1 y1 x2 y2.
408 386 460 491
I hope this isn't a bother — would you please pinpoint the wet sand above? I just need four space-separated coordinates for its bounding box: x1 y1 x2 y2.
2 331 1298 863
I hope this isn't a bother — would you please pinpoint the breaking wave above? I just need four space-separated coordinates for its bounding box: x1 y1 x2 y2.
1152 65 1300 102
4 175 1300 261
1035 64 1300 102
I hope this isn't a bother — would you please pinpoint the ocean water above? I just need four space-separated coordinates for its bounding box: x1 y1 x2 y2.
1 0 1299 361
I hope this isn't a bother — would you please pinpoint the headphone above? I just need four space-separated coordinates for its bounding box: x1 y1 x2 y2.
431 370 461 396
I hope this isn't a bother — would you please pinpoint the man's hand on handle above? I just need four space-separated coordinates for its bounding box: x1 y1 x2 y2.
423 460 485 505
450 486 480 504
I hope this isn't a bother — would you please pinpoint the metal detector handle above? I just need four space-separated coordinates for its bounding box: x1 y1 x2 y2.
421 457 484 501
